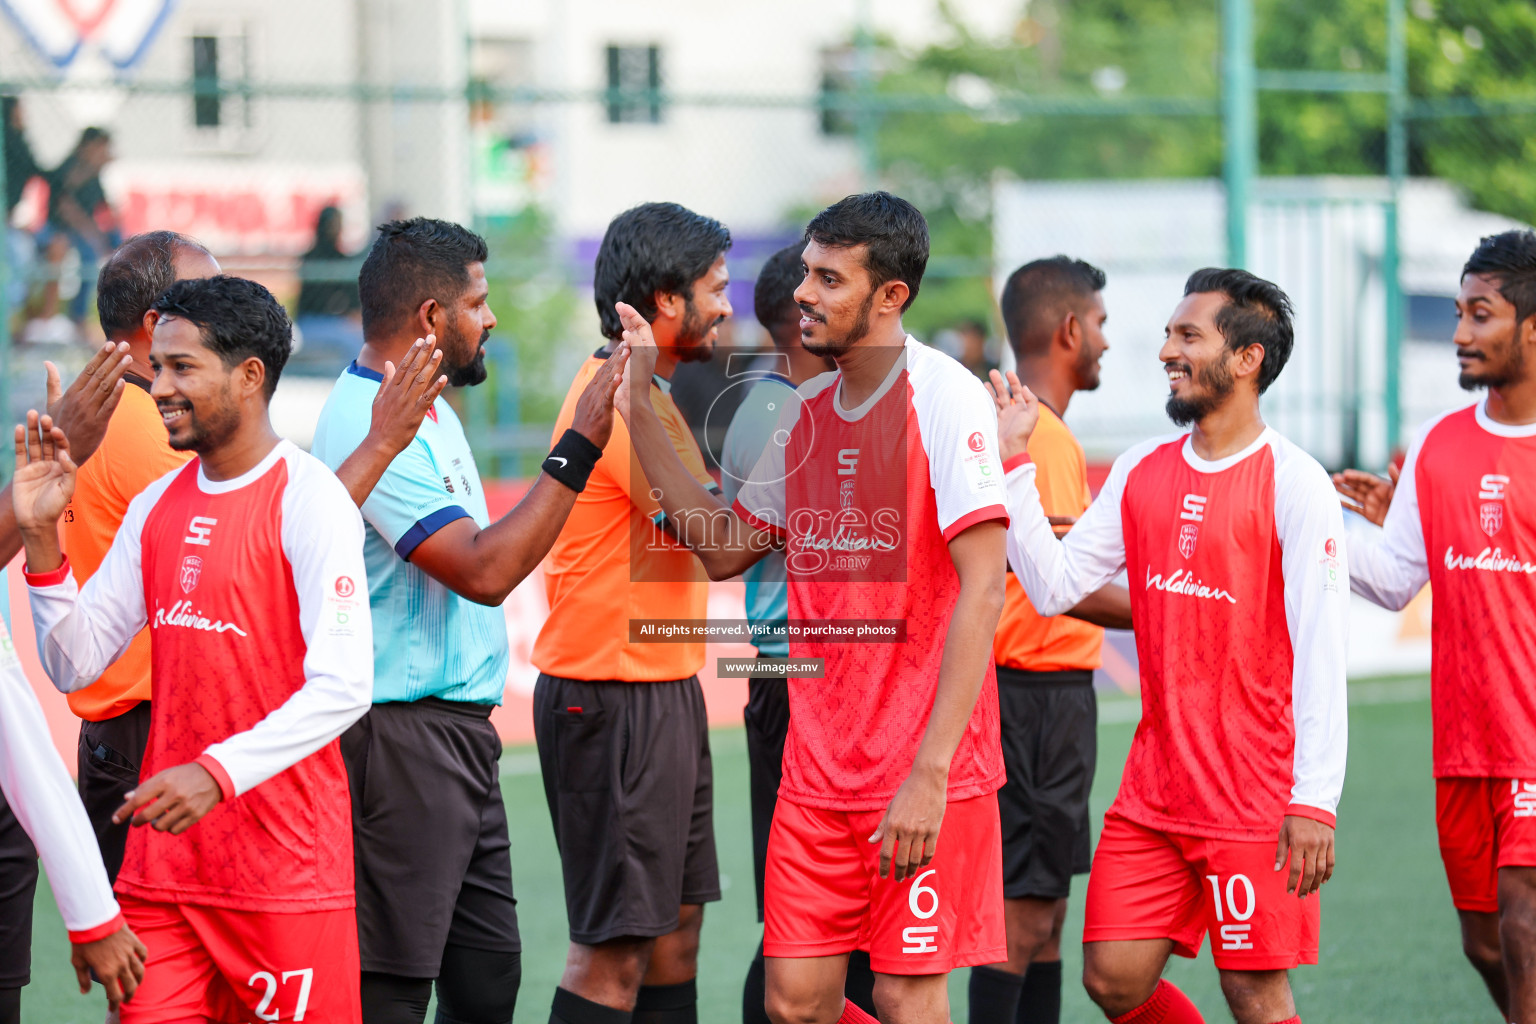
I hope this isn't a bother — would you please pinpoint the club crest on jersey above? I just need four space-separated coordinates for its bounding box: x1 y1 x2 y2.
178 555 202 595
839 478 855 510
1482 502 1504 538
1178 523 1199 558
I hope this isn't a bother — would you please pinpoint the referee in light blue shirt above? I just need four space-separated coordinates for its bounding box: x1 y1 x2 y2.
720 244 878 1024
312 218 622 1024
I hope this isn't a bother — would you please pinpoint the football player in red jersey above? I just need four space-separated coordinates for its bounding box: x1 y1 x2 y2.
14 276 375 1023
1336 230 1536 1023
995 268 1347 1024
613 193 1010 1024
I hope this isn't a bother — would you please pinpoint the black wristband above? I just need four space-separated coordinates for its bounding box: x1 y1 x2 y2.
542 428 603 492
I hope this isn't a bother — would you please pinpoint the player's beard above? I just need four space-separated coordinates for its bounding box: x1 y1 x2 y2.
1075 341 1103 392
1459 330 1525 391
802 288 876 359
162 381 241 454
1165 352 1236 427
674 296 721 365
443 324 490 387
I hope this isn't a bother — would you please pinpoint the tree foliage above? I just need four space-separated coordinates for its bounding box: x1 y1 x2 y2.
871 0 1536 335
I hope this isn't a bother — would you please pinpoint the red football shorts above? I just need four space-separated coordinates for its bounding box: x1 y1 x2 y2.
1436 777 1536 913
762 793 1005 975
118 894 361 1024
1083 813 1320 971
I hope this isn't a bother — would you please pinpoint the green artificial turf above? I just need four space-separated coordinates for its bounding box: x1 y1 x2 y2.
20 682 1495 1022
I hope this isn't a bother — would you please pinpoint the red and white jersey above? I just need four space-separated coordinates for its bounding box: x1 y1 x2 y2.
0 615 122 943
27 440 373 912
1006 428 1348 840
1348 400 1536 778
735 337 1009 812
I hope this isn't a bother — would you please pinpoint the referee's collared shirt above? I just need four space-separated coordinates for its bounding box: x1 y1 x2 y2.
312 361 509 705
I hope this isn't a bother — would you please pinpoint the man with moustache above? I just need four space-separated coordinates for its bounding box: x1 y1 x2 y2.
1335 230 1536 1023
612 192 1011 1024
531 202 731 1024
995 268 1347 1024
972 257 1132 1024
722 243 878 1024
312 218 629 1024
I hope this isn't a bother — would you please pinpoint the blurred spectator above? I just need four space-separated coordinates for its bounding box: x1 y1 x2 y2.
3 96 42 313
954 316 999 379
291 204 363 372
35 126 120 334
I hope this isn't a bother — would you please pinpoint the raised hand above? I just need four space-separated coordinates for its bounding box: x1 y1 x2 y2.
71 922 147 1012
986 368 1040 463
613 302 659 424
572 341 629 449
12 412 77 533
372 335 447 456
1332 463 1398 527
45 342 133 465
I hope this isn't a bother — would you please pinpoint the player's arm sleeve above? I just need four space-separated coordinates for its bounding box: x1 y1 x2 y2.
1276 454 1350 826
357 438 471 561
1345 434 1429 611
25 489 153 693
1005 446 1134 616
198 466 374 798
0 623 122 941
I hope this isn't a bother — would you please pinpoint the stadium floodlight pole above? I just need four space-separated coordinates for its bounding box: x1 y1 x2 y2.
1383 0 1407 455
1221 0 1256 270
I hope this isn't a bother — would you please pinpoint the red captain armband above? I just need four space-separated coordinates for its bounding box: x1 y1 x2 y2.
194 754 237 802
68 912 125 945
1002 453 1033 474
22 558 71 587
1284 803 1337 829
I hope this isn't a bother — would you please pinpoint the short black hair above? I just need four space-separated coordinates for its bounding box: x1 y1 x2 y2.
1463 230 1536 327
593 203 732 341
753 244 805 337
151 276 292 400
97 231 211 338
1183 267 1294 394
1000 256 1107 360
803 191 929 312
358 218 488 336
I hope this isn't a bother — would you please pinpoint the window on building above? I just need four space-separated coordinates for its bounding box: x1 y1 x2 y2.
192 35 220 127
819 48 858 137
1407 293 1458 343
605 44 662 124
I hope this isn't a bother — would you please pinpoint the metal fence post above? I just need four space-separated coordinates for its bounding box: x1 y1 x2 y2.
0 125 10 488
1222 0 1256 270
1383 0 1407 456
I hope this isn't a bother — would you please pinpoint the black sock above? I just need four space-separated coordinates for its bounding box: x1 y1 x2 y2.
968 964 1025 1024
550 987 632 1024
845 949 878 1018
360 971 434 1024
743 942 770 1024
632 979 696 1024
0 987 19 1024
435 945 520 1024
1016 960 1062 1024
